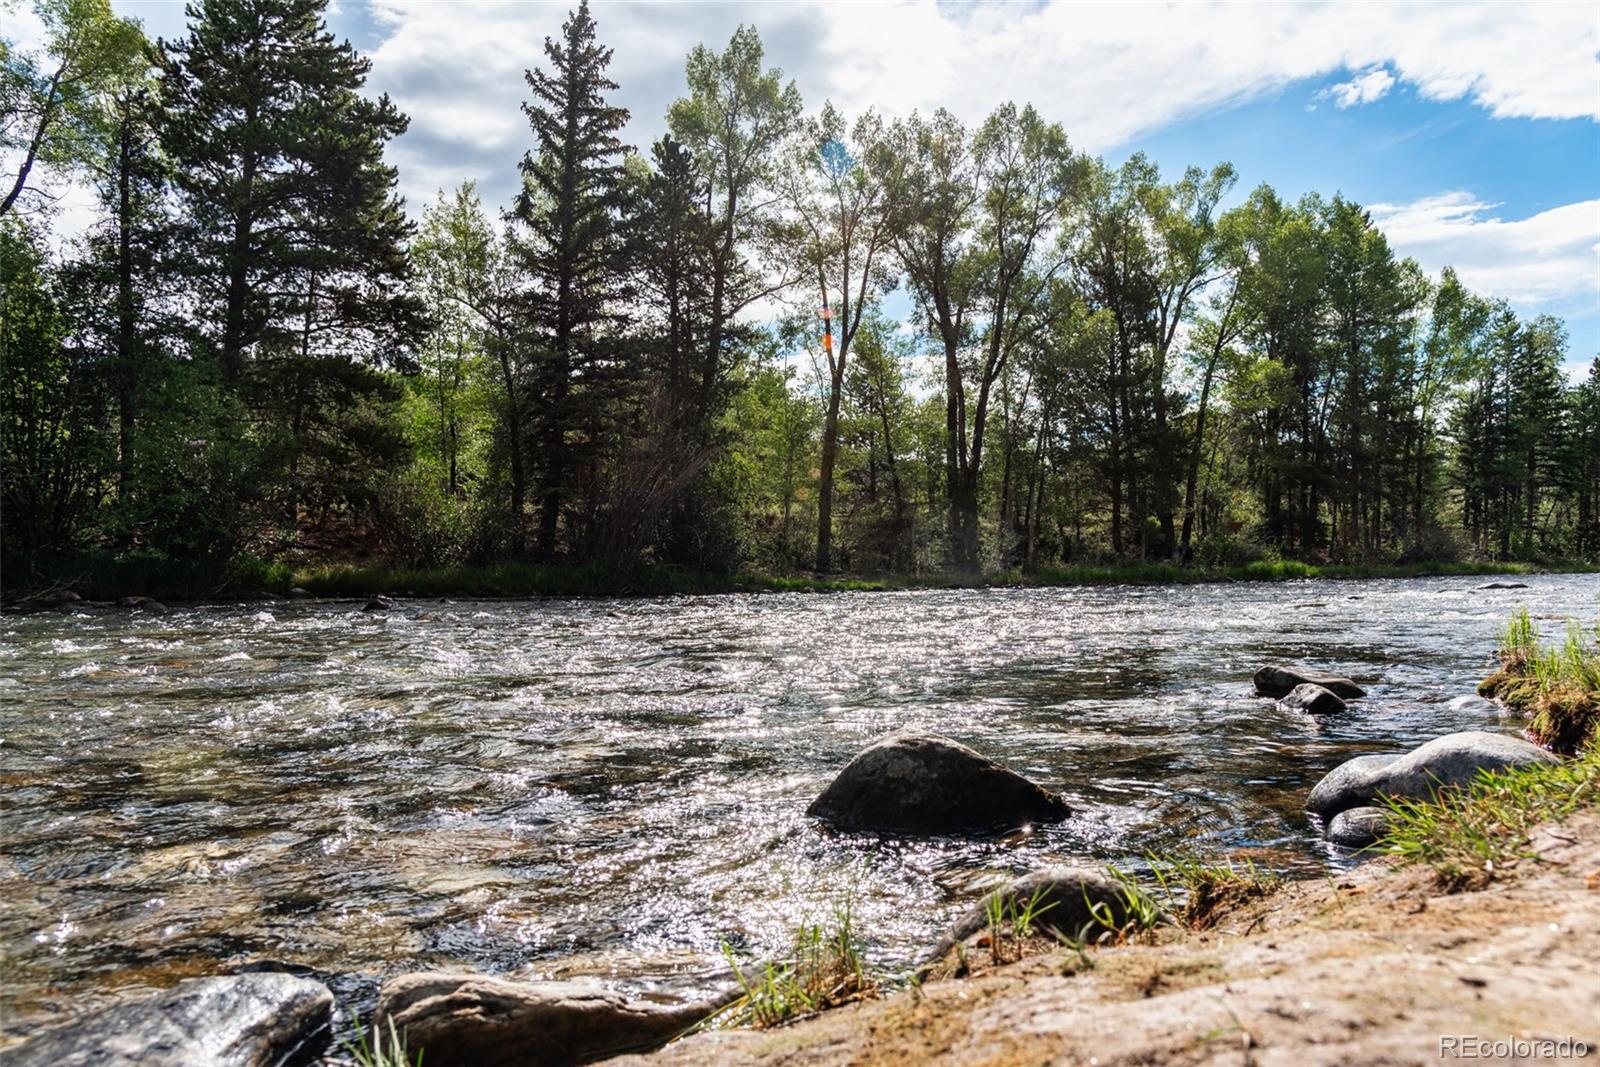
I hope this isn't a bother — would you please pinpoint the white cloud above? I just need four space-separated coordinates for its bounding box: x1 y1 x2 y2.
1369 193 1600 313
1323 67 1395 109
364 0 1600 212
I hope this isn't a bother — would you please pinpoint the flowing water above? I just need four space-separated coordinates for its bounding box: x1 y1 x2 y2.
3 573 1597 1042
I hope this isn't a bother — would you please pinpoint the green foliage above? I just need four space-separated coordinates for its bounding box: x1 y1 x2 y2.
1144 853 1281 931
1482 609 1600 753
1 0 149 215
344 1015 422 1067
1380 748 1600 890
0 217 112 565
3 15 1596 589
711 904 877 1030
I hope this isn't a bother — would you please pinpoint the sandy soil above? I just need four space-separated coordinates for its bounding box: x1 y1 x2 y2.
622 813 1600 1066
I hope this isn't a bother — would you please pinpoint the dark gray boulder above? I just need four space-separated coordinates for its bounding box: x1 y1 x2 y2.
288 587 312 599
806 732 1071 835
1307 731 1559 819
375 973 724 1067
1327 805 1391 848
363 595 396 612
117 596 169 615
930 867 1157 960
1254 665 1365 699
4 973 332 1067
1278 682 1347 715
1476 581 1528 590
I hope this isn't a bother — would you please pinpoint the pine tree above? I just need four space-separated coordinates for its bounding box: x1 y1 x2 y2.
511 0 633 559
158 0 423 524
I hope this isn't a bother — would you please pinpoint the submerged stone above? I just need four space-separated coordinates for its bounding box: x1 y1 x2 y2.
5 973 332 1067
1254 665 1365 700
1278 682 1347 715
806 732 1071 835
1327 805 1391 848
1307 731 1559 819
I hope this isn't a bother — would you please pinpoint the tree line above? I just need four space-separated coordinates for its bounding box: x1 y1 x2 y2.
3 0 1596 589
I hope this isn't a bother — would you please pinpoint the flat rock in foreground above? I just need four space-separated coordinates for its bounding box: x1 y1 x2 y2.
376 973 722 1067
1307 730 1559 818
806 733 1071 835
1253 665 1365 699
5 973 332 1067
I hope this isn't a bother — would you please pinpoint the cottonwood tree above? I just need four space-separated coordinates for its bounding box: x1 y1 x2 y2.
1 0 146 217
667 25 803 434
780 103 898 572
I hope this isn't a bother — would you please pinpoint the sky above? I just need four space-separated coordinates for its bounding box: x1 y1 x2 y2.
17 0 1600 376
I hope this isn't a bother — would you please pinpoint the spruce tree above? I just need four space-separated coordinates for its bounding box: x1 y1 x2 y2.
511 0 633 559
158 0 423 522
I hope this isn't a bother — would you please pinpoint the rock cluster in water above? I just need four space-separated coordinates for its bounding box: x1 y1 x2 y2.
1307 730 1558 821
1253 665 1366 700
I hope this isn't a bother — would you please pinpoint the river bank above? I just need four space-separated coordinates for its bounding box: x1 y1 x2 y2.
7 554 1580 606
625 806 1600 1067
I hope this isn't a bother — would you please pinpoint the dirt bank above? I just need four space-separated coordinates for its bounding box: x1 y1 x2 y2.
624 812 1600 1066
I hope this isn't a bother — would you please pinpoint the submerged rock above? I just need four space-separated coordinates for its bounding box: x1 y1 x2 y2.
1278 683 1347 715
1327 806 1391 848
806 733 1071 835
1254 666 1365 700
117 596 169 615
288 587 312 599
376 973 722 1067
5 973 332 1067
1476 581 1529 590
363 595 396 612
1307 731 1559 819
1448 694 1502 716
931 867 1157 960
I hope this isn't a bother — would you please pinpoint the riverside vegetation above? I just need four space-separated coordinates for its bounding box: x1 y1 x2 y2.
4 0 1599 604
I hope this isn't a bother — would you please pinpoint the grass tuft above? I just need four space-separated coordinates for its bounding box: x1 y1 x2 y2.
1380 749 1600 891
1144 854 1282 931
710 905 878 1029
1480 609 1600 754
343 1016 422 1067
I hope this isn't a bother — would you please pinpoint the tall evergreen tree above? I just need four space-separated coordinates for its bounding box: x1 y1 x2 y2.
512 0 633 559
158 0 422 528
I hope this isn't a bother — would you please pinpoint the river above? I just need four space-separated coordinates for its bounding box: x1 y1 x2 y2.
3 573 1596 1040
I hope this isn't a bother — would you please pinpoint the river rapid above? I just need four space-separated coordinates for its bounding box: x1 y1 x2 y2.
3 573 1597 1040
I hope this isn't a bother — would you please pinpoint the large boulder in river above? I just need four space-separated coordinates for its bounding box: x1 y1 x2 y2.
1254 665 1365 700
1278 683 1347 715
1327 805 1392 849
806 733 1071 835
5 973 332 1067
376 973 722 1067
1307 731 1559 819
929 867 1158 961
